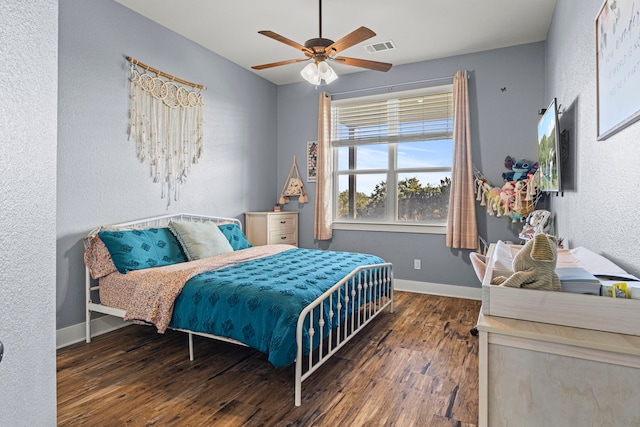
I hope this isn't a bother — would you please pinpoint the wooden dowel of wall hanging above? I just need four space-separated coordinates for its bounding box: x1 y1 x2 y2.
126 56 206 90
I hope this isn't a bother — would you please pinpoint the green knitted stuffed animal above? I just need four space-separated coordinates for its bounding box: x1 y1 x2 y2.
491 233 561 291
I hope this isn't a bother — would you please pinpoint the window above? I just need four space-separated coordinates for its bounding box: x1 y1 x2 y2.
331 85 453 228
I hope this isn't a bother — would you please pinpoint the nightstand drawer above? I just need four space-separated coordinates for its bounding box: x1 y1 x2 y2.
270 230 297 245
269 214 297 232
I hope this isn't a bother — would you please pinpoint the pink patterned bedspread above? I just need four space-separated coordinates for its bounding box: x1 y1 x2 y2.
99 245 294 333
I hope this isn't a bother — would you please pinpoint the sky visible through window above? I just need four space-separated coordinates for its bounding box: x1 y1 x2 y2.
338 139 453 195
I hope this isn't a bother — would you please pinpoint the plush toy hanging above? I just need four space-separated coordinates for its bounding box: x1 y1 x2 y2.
473 157 541 223
279 155 308 204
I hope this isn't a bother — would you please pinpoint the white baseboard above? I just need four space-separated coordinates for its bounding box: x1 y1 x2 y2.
394 279 482 300
56 315 130 349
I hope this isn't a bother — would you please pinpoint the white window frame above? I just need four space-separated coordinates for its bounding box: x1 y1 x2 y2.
331 85 453 234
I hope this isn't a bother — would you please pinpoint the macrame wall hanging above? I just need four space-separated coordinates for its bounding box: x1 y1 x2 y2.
127 56 206 207
279 156 308 205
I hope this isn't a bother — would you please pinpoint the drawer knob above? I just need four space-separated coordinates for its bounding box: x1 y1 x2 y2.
280 220 287 224
281 236 287 240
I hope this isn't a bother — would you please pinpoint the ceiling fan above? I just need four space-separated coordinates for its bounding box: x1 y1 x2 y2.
251 0 392 84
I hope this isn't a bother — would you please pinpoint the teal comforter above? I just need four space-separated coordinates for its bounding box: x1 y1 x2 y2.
168 247 385 368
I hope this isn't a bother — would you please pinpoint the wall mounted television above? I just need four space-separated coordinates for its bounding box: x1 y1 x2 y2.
537 98 561 192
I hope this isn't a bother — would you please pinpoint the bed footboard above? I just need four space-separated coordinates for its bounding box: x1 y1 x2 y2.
294 262 393 406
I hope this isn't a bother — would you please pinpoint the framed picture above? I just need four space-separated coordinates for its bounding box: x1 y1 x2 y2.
596 0 640 140
307 141 317 182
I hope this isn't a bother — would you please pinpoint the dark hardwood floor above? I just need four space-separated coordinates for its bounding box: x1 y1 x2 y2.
57 291 481 426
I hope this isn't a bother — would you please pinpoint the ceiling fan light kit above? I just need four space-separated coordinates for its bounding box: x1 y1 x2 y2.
301 61 338 85
252 0 392 85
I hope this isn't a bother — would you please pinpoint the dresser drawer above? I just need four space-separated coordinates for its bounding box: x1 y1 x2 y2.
269 214 297 232
269 230 297 245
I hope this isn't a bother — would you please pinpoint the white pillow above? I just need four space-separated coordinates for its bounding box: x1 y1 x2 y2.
168 221 233 261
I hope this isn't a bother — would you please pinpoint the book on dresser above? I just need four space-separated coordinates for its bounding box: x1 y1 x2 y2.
555 267 601 295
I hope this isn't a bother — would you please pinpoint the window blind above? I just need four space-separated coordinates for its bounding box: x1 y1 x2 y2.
331 89 453 147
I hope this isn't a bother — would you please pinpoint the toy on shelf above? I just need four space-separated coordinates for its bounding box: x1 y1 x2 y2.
474 156 541 223
279 155 308 205
518 209 552 241
502 156 538 182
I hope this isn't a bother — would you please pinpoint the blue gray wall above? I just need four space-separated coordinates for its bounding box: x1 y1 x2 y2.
546 0 640 278
11 0 639 423
0 1 58 425
57 0 278 330
56 1 548 332
277 42 546 287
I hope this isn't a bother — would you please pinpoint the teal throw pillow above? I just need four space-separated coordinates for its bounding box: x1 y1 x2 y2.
98 227 187 274
218 223 252 251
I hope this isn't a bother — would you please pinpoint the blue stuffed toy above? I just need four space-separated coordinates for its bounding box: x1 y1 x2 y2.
502 156 539 182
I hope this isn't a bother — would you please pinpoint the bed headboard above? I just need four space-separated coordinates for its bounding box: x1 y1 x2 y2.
102 212 242 230
83 212 243 251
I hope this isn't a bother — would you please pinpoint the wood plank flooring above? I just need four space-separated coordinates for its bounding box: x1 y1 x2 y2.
57 292 481 426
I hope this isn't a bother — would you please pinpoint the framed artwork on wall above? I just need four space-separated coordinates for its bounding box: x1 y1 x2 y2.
307 141 317 182
596 0 640 140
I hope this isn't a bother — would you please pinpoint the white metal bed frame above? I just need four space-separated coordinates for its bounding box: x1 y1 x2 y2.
85 213 394 406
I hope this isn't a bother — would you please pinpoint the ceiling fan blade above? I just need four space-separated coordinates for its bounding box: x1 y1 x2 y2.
251 58 309 70
332 56 392 72
258 30 313 55
326 26 376 55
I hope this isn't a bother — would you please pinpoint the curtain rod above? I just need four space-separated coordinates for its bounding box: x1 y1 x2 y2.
329 73 464 98
126 56 206 90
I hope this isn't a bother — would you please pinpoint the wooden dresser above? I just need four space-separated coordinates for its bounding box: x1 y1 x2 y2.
244 211 298 247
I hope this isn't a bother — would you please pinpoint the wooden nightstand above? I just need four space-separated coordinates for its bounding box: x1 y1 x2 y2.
244 211 298 247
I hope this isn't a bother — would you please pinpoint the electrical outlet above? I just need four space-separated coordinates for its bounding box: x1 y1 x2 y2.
413 259 421 270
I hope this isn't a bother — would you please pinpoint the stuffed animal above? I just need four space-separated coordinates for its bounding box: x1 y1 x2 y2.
491 233 561 291
483 185 502 216
284 177 303 196
502 156 539 182
498 181 516 216
510 180 534 222
512 159 539 181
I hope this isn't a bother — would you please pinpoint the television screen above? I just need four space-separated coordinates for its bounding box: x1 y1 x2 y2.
537 98 561 192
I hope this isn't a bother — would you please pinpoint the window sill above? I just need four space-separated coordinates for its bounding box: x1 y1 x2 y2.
332 221 446 234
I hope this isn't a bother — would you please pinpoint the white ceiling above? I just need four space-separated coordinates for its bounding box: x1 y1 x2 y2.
114 0 557 86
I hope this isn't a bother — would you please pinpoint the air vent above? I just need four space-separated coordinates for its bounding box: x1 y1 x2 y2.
364 40 396 54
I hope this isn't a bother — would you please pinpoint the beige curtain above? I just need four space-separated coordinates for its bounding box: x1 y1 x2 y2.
446 71 478 249
314 92 333 240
